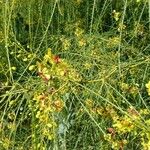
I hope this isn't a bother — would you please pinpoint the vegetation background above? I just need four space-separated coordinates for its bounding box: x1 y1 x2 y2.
0 0 150 149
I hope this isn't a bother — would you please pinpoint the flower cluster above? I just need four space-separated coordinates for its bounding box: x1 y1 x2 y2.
36 48 82 83
29 92 63 141
28 48 82 144
107 37 121 48
146 81 150 96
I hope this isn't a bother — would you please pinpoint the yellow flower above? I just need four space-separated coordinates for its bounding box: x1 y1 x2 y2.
47 123 53 128
107 37 121 48
140 109 149 115
146 81 150 95
53 99 64 112
85 99 94 108
121 83 129 91
75 28 84 37
142 140 150 150
84 62 92 70
76 0 82 5
7 122 16 131
11 66 16 71
78 38 86 47
23 58 28 62
44 48 54 64
118 23 126 32
113 116 135 134
112 10 121 21
29 65 35 71
62 38 70 50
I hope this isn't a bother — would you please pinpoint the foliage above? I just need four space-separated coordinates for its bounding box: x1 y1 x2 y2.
0 0 150 149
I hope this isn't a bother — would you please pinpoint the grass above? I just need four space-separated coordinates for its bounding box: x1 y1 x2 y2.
0 0 150 149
